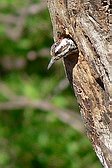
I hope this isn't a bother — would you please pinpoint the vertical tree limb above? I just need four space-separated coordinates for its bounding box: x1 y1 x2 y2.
47 0 112 167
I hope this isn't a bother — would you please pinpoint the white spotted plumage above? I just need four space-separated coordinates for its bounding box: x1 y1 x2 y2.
47 37 77 69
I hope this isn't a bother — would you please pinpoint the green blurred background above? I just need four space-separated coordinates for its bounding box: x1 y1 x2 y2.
0 0 102 167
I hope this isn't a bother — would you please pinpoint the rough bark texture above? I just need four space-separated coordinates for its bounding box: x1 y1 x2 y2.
47 0 112 167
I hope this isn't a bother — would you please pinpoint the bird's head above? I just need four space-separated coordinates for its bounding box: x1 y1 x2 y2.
47 38 77 69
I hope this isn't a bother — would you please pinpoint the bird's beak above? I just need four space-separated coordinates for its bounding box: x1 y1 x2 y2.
47 58 56 70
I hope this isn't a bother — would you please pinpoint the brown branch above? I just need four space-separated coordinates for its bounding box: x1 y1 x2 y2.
0 1 47 41
0 2 47 24
0 97 84 133
0 48 50 70
22 1 47 15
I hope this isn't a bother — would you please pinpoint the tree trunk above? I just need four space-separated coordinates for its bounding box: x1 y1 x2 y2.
47 0 112 167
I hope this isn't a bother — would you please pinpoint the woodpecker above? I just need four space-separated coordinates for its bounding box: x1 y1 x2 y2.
47 37 77 69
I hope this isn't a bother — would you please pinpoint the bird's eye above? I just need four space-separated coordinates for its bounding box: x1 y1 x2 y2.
55 50 60 55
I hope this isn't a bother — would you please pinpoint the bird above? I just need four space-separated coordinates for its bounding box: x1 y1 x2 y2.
47 37 77 69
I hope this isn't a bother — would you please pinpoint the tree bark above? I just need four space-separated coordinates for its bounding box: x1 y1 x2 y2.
47 0 112 167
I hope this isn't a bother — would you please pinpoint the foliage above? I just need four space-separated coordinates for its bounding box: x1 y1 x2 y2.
0 0 102 168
